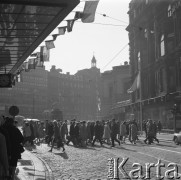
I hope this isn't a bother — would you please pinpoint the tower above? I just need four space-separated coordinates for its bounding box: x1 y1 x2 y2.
91 55 97 68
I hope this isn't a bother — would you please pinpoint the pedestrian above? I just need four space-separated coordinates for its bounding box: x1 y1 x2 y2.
0 116 10 180
23 122 32 146
157 121 162 134
79 121 87 147
92 121 103 146
49 120 65 152
103 122 111 144
86 121 92 144
4 117 24 180
60 120 68 143
129 121 138 144
66 120 76 146
120 121 127 143
152 121 159 143
110 119 120 147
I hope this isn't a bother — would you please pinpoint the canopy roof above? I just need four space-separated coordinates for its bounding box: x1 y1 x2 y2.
0 0 79 74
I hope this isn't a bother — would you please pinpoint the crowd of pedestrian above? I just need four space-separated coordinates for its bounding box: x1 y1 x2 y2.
0 115 163 179
143 119 162 144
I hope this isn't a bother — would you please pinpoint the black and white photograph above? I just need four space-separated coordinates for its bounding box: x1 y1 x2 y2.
0 0 181 179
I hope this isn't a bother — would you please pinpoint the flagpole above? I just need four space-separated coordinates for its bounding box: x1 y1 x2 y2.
139 62 143 134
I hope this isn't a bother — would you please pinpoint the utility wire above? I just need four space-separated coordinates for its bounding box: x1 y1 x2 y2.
76 20 127 27
102 43 128 71
101 2 172 71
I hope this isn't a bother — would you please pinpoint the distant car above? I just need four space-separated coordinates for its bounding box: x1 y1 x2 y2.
173 132 181 145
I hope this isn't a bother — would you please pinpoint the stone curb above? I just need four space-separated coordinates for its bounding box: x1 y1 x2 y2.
33 153 54 180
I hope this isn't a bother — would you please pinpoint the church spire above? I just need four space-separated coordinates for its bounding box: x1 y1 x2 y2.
91 55 97 68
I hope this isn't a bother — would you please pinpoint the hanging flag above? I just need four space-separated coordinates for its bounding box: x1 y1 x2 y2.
81 0 99 23
127 72 140 93
74 11 83 20
52 34 59 41
30 52 39 57
58 26 67 35
45 40 55 50
23 61 30 72
40 46 50 62
35 56 44 68
66 19 75 32
28 59 36 69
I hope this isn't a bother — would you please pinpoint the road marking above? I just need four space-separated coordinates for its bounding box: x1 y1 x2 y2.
151 146 181 155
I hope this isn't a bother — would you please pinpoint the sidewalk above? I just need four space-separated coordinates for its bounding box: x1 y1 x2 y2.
15 148 54 180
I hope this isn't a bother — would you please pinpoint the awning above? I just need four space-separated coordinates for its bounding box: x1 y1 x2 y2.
0 0 79 74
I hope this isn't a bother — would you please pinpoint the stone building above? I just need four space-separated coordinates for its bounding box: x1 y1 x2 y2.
100 62 131 121
126 0 181 129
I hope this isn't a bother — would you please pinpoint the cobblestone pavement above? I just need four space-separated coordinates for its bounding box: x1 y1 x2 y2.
31 139 181 180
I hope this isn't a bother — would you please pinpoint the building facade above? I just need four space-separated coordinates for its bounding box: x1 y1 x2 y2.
0 67 48 119
47 56 101 121
127 0 181 129
100 62 131 121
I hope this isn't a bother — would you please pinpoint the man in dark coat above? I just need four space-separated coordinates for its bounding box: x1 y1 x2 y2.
110 119 120 147
4 117 24 180
92 121 103 146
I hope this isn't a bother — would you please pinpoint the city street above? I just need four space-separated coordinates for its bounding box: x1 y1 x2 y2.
28 134 181 180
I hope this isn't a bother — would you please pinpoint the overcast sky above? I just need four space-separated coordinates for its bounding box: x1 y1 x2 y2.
44 0 131 74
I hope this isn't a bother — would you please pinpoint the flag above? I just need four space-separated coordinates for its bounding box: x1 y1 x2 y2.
52 34 59 41
40 46 50 62
45 40 55 49
74 11 83 20
66 19 75 32
81 0 99 23
97 97 101 111
35 56 44 67
58 26 66 35
30 52 39 57
28 58 36 69
22 61 30 72
127 72 140 93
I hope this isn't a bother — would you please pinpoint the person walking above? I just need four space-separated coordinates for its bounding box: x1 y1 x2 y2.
129 121 138 144
157 121 162 134
92 121 103 146
120 121 127 143
110 119 120 147
79 121 87 147
49 120 65 152
103 122 111 144
66 120 76 146
4 117 24 180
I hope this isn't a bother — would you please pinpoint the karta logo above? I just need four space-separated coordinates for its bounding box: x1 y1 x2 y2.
107 158 181 179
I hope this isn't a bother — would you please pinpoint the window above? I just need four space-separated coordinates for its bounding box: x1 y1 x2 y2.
160 35 165 56
168 5 172 17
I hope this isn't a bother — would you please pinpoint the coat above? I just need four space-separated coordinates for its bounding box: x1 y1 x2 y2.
103 124 111 139
110 123 118 138
0 132 9 179
120 123 127 137
130 123 137 141
79 125 87 141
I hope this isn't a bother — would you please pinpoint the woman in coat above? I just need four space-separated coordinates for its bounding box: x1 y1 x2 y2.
120 121 127 143
103 122 111 144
